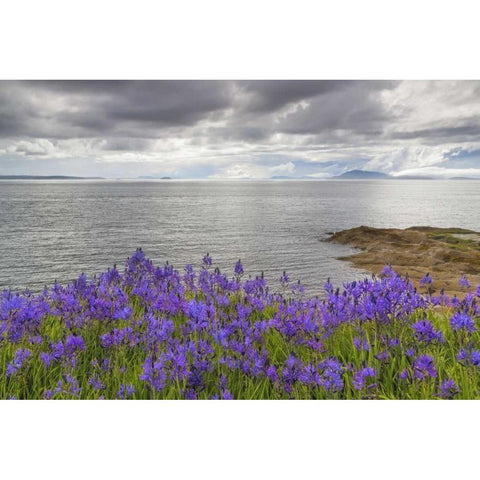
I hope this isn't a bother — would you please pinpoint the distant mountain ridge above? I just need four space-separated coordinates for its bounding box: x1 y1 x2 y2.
137 176 172 179
334 169 390 179
266 170 479 180
334 170 480 180
449 176 480 180
333 170 439 180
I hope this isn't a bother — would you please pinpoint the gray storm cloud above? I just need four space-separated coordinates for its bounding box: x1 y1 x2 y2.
1 80 480 178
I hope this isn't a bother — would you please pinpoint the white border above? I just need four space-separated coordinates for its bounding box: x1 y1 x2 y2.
1 400 478 479
2 0 480 79
1 1 479 477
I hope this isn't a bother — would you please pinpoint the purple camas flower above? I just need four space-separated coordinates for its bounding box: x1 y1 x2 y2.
266 365 279 384
113 306 132 320
183 388 197 400
420 273 433 286
411 320 444 344
39 341 65 368
202 253 212 267
187 300 209 331
292 281 305 295
472 351 480 366
51 374 82 398
219 374 233 399
117 384 135 399
64 374 82 397
386 337 400 347
381 264 393 277
168 346 189 382
318 358 344 393
413 355 437 380
101 358 111 372
65 335 86 356
299 363 321 386
234 259 244 276
222 390 233 400
323 278 333 294
183 264 196 289
457 349 468 361
88 376 105 391
282 355 302 390
374 350 390 362
44 390 54 400
279 271 289 286
405 348 416 358
353 336 369 351
352 367 376 390
40 352 53 368
459 275 471 289
450 295 461 308
436 379 460 399
6 348 31 377
139 356 167 392
450 312 476 333
457 349 480 366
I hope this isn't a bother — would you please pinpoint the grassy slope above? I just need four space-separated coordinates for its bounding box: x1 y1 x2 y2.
1 295 477 400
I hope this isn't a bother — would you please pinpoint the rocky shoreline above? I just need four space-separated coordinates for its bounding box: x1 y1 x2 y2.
327 226 480 296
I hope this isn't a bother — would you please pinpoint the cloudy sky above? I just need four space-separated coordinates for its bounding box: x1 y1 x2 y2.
1 80 480 178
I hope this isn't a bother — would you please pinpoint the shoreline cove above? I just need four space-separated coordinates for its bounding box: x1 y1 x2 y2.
327 226 480 297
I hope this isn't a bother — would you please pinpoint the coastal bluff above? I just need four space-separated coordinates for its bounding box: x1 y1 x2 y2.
327 226 480 296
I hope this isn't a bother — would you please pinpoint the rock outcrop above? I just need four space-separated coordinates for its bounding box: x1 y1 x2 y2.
327 226 480 296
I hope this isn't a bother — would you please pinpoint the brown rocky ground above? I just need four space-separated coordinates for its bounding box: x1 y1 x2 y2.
326 226 480 296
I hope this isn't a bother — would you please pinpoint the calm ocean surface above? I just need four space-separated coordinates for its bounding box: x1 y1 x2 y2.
1 179 480 294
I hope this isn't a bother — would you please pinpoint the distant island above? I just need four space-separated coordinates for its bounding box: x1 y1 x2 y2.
449 176 479 180
0 175 104 180
332 169 479 180
136 176 172 179
333 169 436 180
334 169 390 179
268 170 479 180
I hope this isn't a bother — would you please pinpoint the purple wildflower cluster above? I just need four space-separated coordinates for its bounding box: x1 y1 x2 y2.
436 379 460 399
6 348 31 377
420 273 433 286
0 249 479 399
450 312 476 333
352 367 376 391
411 320 444 344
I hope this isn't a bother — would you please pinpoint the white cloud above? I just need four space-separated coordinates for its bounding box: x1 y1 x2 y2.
2 81 480 177
392 166 480 178
8 139 56 156
268 161 295 175
363 146 449 174
209 161 296 179
307 172 331 178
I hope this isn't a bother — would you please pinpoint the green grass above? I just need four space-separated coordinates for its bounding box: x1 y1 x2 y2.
1 294 479 399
